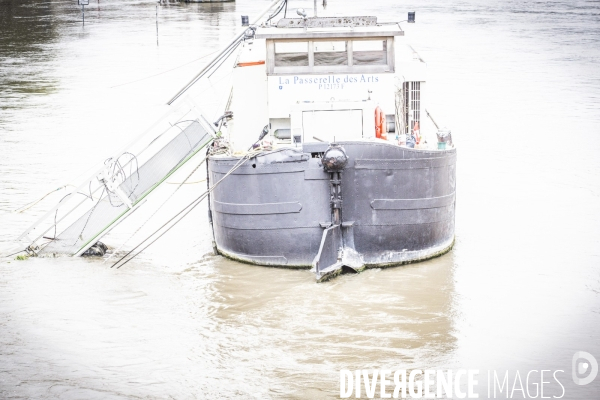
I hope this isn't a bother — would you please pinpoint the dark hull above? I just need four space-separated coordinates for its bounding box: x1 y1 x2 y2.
207 141 456 273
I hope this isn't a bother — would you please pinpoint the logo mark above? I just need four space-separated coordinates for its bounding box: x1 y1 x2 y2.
572 351 598 385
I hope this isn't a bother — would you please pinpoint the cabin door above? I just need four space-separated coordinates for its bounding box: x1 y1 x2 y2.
301 109 363 143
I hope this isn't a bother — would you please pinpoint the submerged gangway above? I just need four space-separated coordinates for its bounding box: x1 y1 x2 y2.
18 115 216 257
18 0 285 257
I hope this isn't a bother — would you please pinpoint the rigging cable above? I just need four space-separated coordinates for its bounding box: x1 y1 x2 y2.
110 50 220 89
206 39 242 80
266 0 287 23
13 185 75 214
103 142 213 265
110 151 255 269
4 249 27 258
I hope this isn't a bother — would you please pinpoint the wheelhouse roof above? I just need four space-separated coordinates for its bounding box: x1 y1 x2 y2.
255 17 404 40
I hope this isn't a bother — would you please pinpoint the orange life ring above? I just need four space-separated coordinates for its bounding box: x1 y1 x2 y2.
413 121 421 144
375 106 387 140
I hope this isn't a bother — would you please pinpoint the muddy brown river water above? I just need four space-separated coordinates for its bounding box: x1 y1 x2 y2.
1 0 599 398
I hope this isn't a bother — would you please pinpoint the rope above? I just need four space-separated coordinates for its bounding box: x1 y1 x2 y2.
165 179 206 185
14 185 79 214
103 152 140 208
111 147 261 269
425 109 440 130
73 187 107 246
103 142 213 265
110 50 220 89
3 249 27 258
266 0 287 23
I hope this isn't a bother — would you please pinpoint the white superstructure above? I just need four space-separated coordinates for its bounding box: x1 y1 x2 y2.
225 17 433 153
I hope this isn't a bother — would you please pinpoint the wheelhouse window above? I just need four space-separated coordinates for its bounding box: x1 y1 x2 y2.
314 41 348 66
352 40 387 65
268 37 394 74
274 41 309 67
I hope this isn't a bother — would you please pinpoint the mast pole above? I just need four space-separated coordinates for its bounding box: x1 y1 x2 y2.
314 0 317 17
167 0 282 105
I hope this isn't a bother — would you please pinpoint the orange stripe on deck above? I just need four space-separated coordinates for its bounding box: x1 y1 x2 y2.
236 61 266 67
